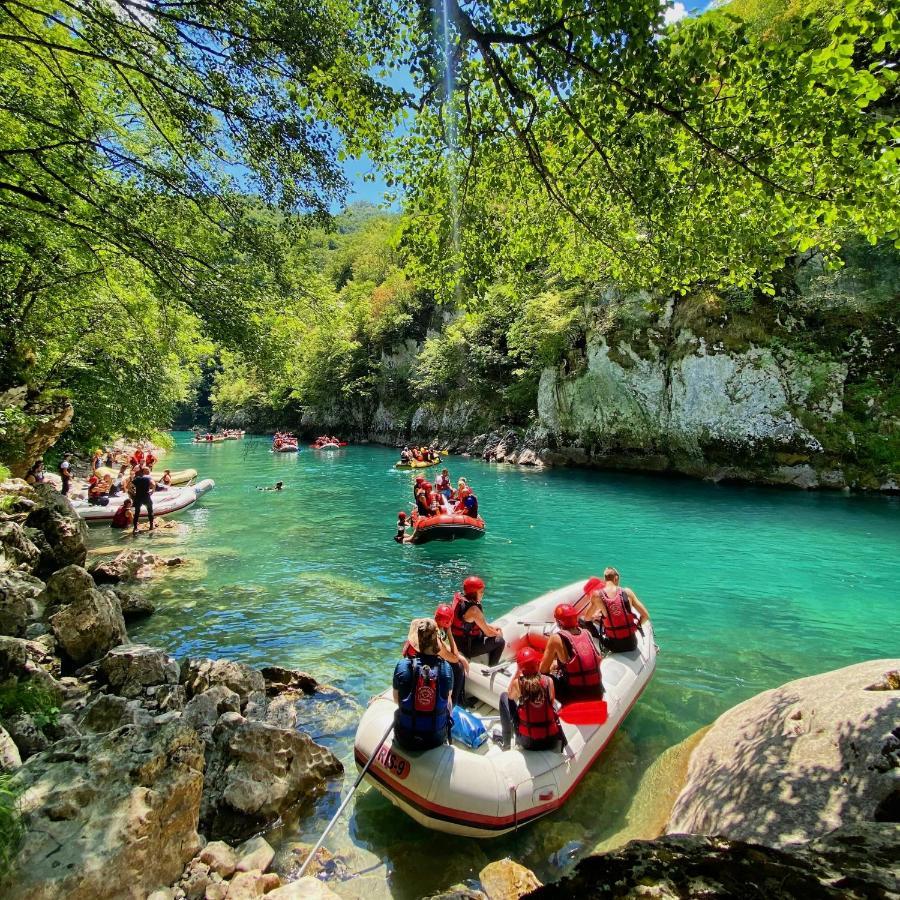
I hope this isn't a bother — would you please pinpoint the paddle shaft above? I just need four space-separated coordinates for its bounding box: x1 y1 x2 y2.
296 720 394 879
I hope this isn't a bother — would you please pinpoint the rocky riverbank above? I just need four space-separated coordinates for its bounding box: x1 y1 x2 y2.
0 479 348 899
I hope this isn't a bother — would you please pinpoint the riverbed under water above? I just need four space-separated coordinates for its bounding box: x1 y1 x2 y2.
87 434 900 898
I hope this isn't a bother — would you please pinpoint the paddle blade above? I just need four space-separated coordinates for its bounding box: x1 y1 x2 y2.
559 700 608 726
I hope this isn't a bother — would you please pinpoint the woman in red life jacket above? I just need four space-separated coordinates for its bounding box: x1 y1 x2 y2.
450 576 505 666
540 603 604 702
498 648 562 752
583 569 650 653
110 498 134 529
401 605 469 706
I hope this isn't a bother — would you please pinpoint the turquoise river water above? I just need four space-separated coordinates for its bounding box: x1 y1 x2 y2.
87 434 900 898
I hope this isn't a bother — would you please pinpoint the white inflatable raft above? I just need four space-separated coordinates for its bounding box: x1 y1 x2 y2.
72 479 215 524
354 580 656 838
95 466 198 486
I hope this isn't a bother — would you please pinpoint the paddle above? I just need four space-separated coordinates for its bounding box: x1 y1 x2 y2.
558 700 608 726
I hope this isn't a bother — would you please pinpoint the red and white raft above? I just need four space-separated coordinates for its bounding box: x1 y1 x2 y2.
353 580 656 837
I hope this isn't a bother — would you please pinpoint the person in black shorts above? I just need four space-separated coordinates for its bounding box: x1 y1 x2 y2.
131 466 155 534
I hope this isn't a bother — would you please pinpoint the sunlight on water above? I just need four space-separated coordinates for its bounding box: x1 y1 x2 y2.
89 435 900 898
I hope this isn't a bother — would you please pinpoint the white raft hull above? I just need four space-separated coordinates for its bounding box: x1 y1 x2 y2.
354 580 656 837
72 479 215 524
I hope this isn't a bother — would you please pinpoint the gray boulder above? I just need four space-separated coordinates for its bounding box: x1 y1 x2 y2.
89 548 170 584
0 521 41 573
0 570 45 637
182 684 241 733
78 693 153 733
46 566 127 666
99 644 179 699
201 712 343 840
668 659 900 847
2 722 204 899
4 712 50 760
0 724 21 771
25 489 88 575
260 666 318 696
180 657 265 705
102 585 155 621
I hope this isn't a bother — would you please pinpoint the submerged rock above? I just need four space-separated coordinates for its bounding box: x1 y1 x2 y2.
102 584 155 621
3 721 204 900
89 548 171 583
668 659 900 847
525 823 900 899
200 712 343 841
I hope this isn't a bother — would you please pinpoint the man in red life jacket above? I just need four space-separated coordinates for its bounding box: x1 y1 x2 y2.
584 569 649 653
498 647 562 752
450 575 505 666
540 603 604 702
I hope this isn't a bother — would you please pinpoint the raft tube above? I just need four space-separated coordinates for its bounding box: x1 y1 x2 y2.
410 510 485 543
354 580 656 838
96 466 197 486
395 458 441 470
72 479 215 524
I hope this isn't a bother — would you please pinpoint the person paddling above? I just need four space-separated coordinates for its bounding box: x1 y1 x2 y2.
450 576 505 666
540 603 603 702
393 618 453 752
498 648 562 752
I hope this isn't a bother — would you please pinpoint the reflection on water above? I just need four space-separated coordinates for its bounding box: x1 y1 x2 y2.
87 434 900 899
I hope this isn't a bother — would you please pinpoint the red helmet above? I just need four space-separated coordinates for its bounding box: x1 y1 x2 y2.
554 603 579 628
434 604 453 627
516 647 541 675
463 575 485 597
583 576 605 595
397 511 407 520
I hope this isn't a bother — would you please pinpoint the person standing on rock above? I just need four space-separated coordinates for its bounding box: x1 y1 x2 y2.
58 453 72 495
130 466 155 534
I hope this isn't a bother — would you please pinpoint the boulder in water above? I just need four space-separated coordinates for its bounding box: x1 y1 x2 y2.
668 659 900 847
2 721 204 899
180 656 265 705
200 711 343 840
90 548 169 583
260 665 318 696
478 859 542 900
102 585 155 621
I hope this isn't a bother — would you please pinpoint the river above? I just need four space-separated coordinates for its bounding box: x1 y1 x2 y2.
87 433 900 898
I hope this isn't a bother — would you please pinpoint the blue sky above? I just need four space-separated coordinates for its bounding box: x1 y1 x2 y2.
339 1 714 210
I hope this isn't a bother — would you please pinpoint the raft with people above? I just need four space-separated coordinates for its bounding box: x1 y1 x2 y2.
95 466 197 486
71 479 216 524
354 578 655 838
272 432 299 453
310 436 347 450
410 509 486 543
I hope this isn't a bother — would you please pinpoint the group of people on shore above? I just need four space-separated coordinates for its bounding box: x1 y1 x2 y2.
392 569 649 754
399 445 440 464
395 470 480 542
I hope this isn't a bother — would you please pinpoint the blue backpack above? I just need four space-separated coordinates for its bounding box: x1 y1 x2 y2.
451 706 488 748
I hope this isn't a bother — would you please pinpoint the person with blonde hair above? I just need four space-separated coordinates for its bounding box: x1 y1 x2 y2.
392 618 453 751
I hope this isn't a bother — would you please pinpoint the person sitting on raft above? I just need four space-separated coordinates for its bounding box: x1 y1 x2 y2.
540 603 604 703
455 491 478 518
498 647 562 752
393 618 453 752
450 576 506 666
414 483 431 518
87 474 110 506
111 498 134 530
583 570 649 653
400 446 410 463
400 606 468 706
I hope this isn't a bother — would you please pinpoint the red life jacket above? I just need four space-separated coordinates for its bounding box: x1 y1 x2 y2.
450 592 484 640
517 675 560 741
602 589 639 640
401 640 416 659
559 628 602 689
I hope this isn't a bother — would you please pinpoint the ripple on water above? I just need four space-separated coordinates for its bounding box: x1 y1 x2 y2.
89 434 900 899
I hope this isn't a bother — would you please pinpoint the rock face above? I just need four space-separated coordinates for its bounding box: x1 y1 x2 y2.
0 570 44 637
24 488 88 575
668 659 900 847
4 722 205 900
201 711 343 840
100 644 180 698
1 389 73 479
525 823 900 899
45 565 127 665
